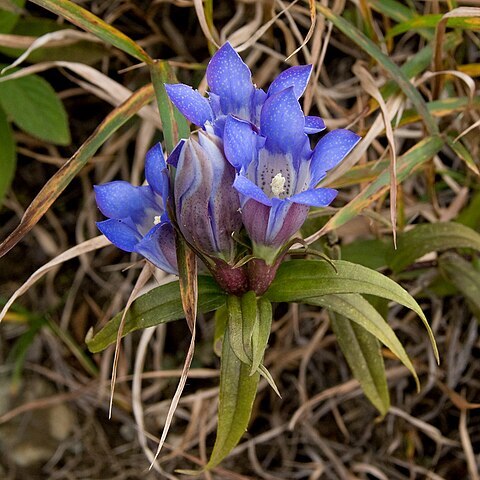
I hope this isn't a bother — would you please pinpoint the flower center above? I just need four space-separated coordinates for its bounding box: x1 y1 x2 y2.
270 173 286 198
153 215 162 225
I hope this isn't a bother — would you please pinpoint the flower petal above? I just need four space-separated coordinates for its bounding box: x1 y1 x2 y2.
233 174 272 206
97 219 141 252
267 65 312 99
145 143 167 196
206 42 253 115
260 87 306 155
164 83 213 126
289 187 338 207
310 129 361 185
304 116 326 134
134 222 178 274
265 199 309 246
223 116 259 170
94 182 157 221
166 139 185 168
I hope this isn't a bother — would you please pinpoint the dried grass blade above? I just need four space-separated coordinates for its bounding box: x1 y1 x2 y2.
29 0 151 63
353 63 398 247
0 235 109 323
285 0 316 61
1 30 101 74
0 83 155 258
109 262 154 419
433 7 480 98
316 3 439 136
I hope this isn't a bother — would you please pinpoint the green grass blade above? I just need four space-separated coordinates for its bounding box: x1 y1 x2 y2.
317 4 439 135
0 83 155 258
322 136 444 235
150 60 190 153
29 0 151 63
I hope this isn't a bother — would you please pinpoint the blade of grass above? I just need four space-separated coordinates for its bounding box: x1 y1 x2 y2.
309 135 444 241
317 3 439 136
150 60 190 154
0 83 155 258
29 0 151 63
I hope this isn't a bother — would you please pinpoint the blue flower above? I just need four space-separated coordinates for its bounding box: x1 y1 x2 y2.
94 143 181 275
164 42 325 137
170 131 242 264
223 87 361 263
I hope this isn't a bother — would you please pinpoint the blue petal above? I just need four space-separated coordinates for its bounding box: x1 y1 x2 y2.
260 87 306 154
164 83 213 126
304 116 326 134
97 219 141 252
145 143 167 196
267 65 312 99
289 187 338 207
206 42 254 115
94 182 158 220
233 174 272 206
310 129 361 185
223 116 259 170
134 222 178 274
166 139 186 168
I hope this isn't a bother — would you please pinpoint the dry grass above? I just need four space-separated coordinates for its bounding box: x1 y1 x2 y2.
0 0 479 478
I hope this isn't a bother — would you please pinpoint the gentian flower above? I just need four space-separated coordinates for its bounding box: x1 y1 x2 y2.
170 131 242 263
223 87 361 267
164 42 326 137
169 131 248 294
94 143 180 275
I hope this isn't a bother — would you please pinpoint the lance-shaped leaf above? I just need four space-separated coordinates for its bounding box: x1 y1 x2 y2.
0 83 155 258
207 312 260 470
388 222 480 273
313 294 407 399
87 276 225 353
251 298 272 376
439 252 480 320
266 259 438 362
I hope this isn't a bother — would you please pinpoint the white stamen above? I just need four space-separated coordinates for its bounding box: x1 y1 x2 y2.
270 173 286 197
153 215 162 225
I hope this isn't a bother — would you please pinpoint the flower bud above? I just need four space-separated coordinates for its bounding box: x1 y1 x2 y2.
173 132 242 264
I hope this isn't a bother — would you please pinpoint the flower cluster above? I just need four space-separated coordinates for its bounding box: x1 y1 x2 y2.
95 43 360 295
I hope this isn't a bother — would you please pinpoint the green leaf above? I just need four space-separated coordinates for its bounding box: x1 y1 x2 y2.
0 0 25 34
319 294 411 398
0 83 154 258
87 276 225 353
439 253 480 320
29 0 150 63
388 222 480 273
227 294 251 364
0 106 16 205
207 321 259 470
251 298 272 376
150 60 190 154
0 73 70 145
340 238 389 269
266 259 438 362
